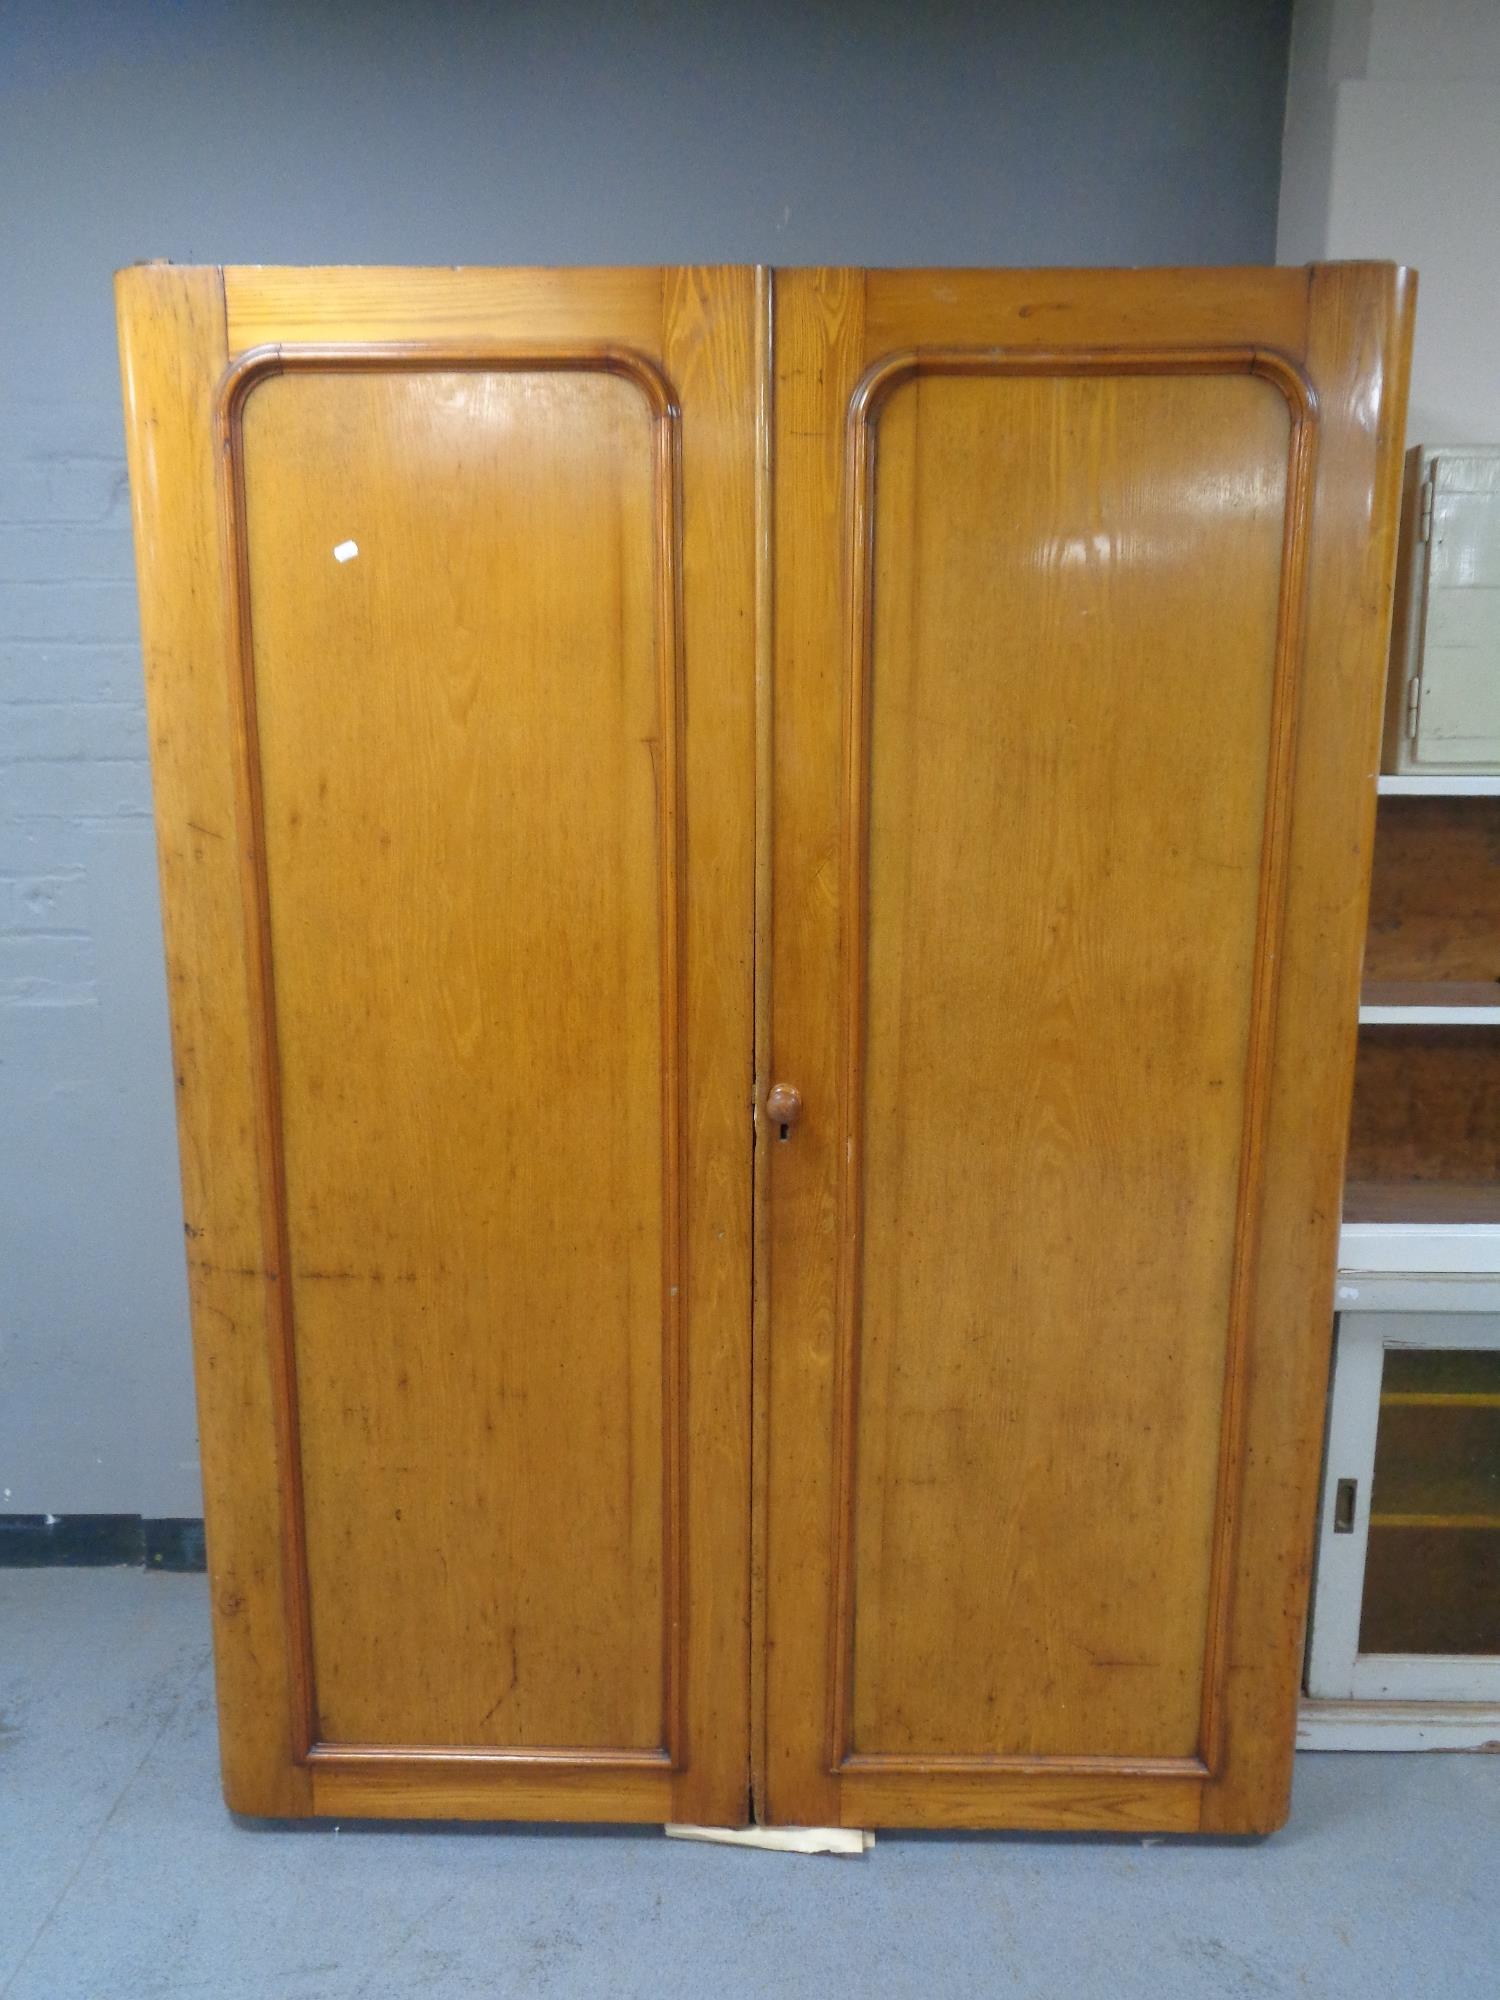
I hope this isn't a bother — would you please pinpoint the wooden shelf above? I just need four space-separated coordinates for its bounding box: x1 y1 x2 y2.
1344 1181 1500 1227
1348 1028 1500 1193
1360 980 1500 1024
1344 772 1500 1288
1378 774 1500 796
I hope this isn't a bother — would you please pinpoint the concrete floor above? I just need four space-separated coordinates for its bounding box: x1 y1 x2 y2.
1 1571 1494 2000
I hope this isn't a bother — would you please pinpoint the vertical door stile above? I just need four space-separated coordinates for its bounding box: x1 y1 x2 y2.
749 262 776 1825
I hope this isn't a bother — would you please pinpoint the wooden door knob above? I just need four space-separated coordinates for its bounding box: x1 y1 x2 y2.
766 1083 803 1129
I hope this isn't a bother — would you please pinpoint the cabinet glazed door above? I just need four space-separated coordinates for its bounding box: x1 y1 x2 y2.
118 266 757 1824
761 266 1414 1832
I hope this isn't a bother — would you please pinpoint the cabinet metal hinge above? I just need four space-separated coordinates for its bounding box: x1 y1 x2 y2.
1418 474 1436 542
1405 675 1422 742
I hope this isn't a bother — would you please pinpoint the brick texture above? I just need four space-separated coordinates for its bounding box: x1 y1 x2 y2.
0 405 143 1009
0 396 199 1516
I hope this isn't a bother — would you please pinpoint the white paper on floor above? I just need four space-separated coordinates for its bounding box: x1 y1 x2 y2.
664 1824 873 1856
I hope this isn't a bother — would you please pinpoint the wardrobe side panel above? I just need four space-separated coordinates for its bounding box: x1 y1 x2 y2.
117 265 313 1815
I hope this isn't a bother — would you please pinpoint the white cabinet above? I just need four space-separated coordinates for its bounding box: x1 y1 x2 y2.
1385 446 1500 772
1305 1292 1500 1745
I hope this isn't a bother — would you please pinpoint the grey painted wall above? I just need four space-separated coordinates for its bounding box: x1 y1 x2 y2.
0 0 1292 1516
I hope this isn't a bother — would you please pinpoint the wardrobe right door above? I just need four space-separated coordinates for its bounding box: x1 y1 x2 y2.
762 265 1414 1833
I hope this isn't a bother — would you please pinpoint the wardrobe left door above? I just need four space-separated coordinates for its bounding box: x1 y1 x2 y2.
117 265 759 1824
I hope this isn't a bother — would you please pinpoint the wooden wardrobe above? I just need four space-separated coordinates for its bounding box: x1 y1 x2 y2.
116 262 1414 1834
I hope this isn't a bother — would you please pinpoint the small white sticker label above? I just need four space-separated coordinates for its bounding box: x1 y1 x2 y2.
333 540 359 563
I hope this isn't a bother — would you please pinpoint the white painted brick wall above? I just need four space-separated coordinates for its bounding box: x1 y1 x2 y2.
0 395 199 1516
0 414 135 994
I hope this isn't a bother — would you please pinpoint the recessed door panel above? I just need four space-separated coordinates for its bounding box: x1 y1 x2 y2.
240 366 671 1751
847 369 1290 1761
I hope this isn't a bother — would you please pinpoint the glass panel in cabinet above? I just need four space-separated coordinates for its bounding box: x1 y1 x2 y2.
1359 1347 1500 1656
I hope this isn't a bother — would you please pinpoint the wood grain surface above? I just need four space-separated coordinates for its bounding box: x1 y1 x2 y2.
119 261 1412 1832
119 265 757 1824
763 263 1413 1832
843 364 1292 1765
237 358 675 1754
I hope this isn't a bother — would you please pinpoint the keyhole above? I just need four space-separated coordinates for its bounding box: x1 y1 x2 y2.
766 1082 802 1140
